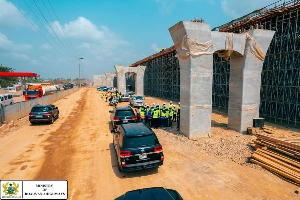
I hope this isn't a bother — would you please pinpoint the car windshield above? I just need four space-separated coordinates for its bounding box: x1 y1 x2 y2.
123 134 158 148
27 90 38 95
134 96 143 100
116 110 134 117
31 107 48 112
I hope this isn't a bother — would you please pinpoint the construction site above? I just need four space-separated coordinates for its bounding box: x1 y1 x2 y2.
0 0 299 199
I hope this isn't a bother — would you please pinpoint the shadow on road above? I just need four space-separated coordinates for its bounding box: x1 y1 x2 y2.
109 143 158 179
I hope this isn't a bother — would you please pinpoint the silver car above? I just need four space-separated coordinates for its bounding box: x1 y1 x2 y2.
130 95 144 107
121 94 130 102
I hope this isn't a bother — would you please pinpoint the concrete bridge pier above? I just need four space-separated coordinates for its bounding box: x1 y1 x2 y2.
169 22 213 139
105 73 115 88
228 29 275 133
114 65 126 94
135 66 146 96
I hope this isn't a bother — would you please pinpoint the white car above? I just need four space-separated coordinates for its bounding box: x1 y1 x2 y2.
0 94 14 106
107 87 116 92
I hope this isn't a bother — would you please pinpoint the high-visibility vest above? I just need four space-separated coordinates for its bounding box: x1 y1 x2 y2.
169 104 173 108
153 110 159 118
166 110 169 118
161 111 166 118
140 110 145 118
173 108 177 115
169 110 173 117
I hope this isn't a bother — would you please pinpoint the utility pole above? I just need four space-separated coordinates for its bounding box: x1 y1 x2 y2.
78 57 84 87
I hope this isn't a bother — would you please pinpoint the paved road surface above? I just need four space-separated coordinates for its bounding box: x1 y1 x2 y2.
0 88 297 200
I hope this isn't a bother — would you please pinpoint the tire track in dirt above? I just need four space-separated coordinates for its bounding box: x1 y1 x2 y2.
34 89 88 180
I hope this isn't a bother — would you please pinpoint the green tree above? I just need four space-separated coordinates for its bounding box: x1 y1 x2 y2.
0 65 18 88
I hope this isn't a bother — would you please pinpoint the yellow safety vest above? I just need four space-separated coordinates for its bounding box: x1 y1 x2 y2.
140 110 145 118
169 110 173 117
153 110 159 118
166 110 169 118
169 104 173 108
161 111 166 118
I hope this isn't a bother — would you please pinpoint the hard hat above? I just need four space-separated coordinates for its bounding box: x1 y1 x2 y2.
173 105 175 107
179 102 180 105
163 102 166 105
153 103 155 105
170 101 172 103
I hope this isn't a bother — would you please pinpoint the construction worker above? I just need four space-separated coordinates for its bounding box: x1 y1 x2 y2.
147 107 153 127
100 93 104 101
118 92 122 102
168 107 173 127
105 93 108 102
153 107 160 129
156 104 161 127
136 107 140 122
173 105 177 122
140 107 146 124
161 108 167 127
145 105 150 124
177 106 180 131
166 108 170 127
168 101 173 109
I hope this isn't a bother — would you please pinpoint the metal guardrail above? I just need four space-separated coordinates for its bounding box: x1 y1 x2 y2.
218 0 300 30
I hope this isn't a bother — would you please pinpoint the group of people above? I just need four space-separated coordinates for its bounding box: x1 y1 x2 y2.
100 91 122 103
136 101 180 130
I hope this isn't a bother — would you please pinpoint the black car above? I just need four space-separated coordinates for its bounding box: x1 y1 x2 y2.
29 104 59 124
115 187 183 200
109 106 137 129
113 123 164 172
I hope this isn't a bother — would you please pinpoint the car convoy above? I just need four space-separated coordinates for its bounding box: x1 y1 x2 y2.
24 86 182 199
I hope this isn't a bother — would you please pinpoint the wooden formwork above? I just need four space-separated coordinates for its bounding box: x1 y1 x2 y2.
251 133 300 185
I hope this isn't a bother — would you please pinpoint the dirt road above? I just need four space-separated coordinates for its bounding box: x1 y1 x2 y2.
0 88 298 200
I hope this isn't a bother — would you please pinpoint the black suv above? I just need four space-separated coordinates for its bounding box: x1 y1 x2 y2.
109 107 137 129
29 104 59 124
115 187 183 200
113 123 164 172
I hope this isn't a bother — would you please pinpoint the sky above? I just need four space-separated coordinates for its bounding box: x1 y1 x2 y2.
0 0 276 79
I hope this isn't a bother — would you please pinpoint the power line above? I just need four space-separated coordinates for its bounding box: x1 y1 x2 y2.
20 0 69 58
41 0 77 58
47 0 77 54
10 0 63 57
10 0 76 68
32 0 75 59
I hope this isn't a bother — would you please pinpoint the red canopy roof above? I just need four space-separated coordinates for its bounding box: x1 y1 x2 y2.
0 72 39 77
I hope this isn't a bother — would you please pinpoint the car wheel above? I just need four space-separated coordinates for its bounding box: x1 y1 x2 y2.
50 117 54 124
30 122 35 125
56 113 59 119
118 164 122 172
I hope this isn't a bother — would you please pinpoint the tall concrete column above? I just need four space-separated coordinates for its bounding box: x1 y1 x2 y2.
115 65 126 94
105 73 114 88
169 22 213 139
228 29 275 133
135 66 146 96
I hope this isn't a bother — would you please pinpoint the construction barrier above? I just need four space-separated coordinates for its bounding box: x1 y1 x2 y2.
1 88 79 123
